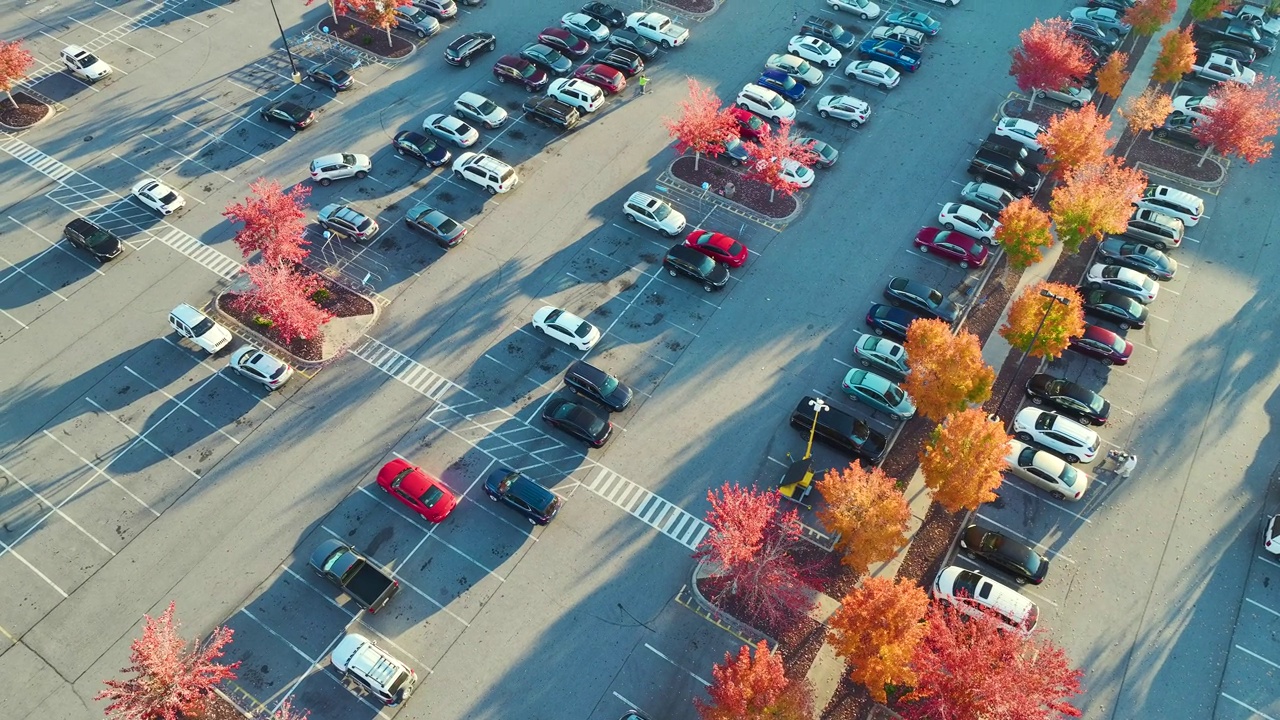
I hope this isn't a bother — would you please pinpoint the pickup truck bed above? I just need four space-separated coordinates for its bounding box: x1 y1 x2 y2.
310 539 399 612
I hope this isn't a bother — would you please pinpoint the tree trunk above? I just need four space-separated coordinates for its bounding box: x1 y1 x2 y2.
385 25 392 46
694 150 700 171
4 89 17 110
1026 89 1037 112
1197 143 1213 167
330 0 339 23
769 187 776 203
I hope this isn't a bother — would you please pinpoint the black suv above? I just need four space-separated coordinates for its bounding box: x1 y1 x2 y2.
484 467 562 525
789 395 886 464
979 133 1048 168
522 96 581 130
800 16 856 50
663 245 729 291
968 150 1043 197
588 47 644 76
63 218 122 262
444 32 496 67
1194 19 1276 56
564 361 633 411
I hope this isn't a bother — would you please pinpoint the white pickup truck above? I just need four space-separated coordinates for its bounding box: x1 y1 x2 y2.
625 11 689 47
1192 52 1258 85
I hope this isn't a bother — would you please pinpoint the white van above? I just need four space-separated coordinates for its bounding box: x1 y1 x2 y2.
933 565 1039 632
331 633 417 706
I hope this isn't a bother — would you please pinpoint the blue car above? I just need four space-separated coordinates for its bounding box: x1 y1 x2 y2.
883 10 941 36
755 69 806 102
865 303 927 341
857 39 922 73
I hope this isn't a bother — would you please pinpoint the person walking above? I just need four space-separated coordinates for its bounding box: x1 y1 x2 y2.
637 74 649 96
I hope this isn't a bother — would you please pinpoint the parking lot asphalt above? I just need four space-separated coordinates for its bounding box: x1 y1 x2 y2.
3 0 1280 718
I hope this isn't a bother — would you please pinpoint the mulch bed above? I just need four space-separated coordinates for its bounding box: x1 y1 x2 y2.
182 692 247 719
695 575 827 680
670 155 799 219
316 16 415 59
654 0 715 13
1119 130 1224 183
217 272 374 362
0 92 51 129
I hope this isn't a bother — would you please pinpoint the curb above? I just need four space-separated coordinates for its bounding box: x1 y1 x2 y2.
658 167 801 229
1133 157 1227 192
681 560 776 647
0 97 55 133
645 0 724 21
313 19 417 65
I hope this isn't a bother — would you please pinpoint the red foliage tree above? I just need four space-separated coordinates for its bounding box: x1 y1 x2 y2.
271 698 310 720
223 179 312 268
1151 27 1196 85
695 641 814 720
694 483 815 628
0 39 36 109
1126 0 1177 36
1009 19 1094 111
743 119 820 201
229 263 335 345
96 602 240 720
664 78 740 169
307 0 369 24
899 602 1084 720
1197 78 1280 164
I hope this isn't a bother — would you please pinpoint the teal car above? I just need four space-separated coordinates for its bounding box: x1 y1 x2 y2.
841 368 916 420
883 10 940 36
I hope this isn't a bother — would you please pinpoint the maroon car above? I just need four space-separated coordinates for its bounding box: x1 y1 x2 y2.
684 229 748 267
1068 324 1133 366
914 227 989 269
493 55 550 91
729 107 768 140
538 27 591 58
572 63 626 94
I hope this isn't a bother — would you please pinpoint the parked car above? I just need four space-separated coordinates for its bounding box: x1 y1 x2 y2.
444 31 496 67
228 347 294 389
1265 513 1280 555
853 335 909 379
816 95 870 127
539 27 590 58
405 202 467 248
307 61 354 90
625 11 689 48
1084 263 1159 303
484 467 563 524
939 203 1001 244
933 566 1039 632
1134 183 1203 226
827 0 881 21
883 276 958 323
775 158 814 188
1153 112 1205 149
1035 83 1094 108
968 150 1043 197
60 45 111 81
1069 6 1131 35
684 229 748 267
870 24 924 50
521 43 572 75
492 55 550 90
979 133 1048 168
533 306 601 350
624 191 686 235
729 107 769 139
168 304 231 353
1095 238 1177 280
1123 207 1184 250
960 181 1015 215
797 137 838 168
62 218 121 262
1068 323 1134 366
1173 94 1218 122
522 96 581 130
564 360 633 411
757 69 807 101
994 118 1044 150
454 91 508 128
309 539 399 612
542 398 613 446
844 60 900 88
414 0 456 19
309 152 371 186
589 47 644 76
765 53 825 85
883 10 941 36
452 152 518 194
663 244 730 291
607 28 660 59
800 16 857 50
1026 373 1110 425
392 131 451 166
1192 51 1257 84
331 633 417 706
1194 18 1276 56
580 1 626 29
131 179 185 215
377 458 457 522
865 303 926 340
789 395 887 463
787 35 842 68
721 136 752 165
1005 437 1093 496
1079 288 1149 330
857 39 921 73
318 203 379 242
1200 39 1257 65
959 525 1050 585
393 5 440 38
736 84 796 122
913 228 989 268
1069 21 1121 50
573 63 626 94
562 11 612 42
548 77 605 112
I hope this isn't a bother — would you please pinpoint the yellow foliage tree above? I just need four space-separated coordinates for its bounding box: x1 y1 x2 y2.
816 464 911 574
826 577 929 704
919 409 1011 513
1094 51 1129 100
995 197 1055 270
1049 156 1149 252
1121 88 1174 154
902 319 995 421
998 281 1085 360
1152 27 1196 85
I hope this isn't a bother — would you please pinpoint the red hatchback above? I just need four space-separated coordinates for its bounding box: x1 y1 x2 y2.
684 229 748 267
729 107 769 140
1068 324 1133 366
376 459 457 523
572 63 626 94
538 27 590 58
914 227 989 269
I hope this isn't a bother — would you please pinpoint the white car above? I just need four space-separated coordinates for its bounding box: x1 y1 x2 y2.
816 95 870 127
1084 263 1159 304
548 78 604 113
168 304 232 354
452 152 518 194
1012 408 1100 464
764 53 824 85
229 347 294 390
1134 183 1204 226
309 153 372 186
845 60 899 88
994 118 1044 151
1265 514 1280 555
735 84 796 122
61 45 111 82
625 11 689 48
787 35 842 68
933 566 1038 633
422 114 479 148
1004 439 1091 501
454 92 508 129
871 25 925 50
772 158 814 188
1173 94 1218 122
828 0 881 20
924 0 959 5
561 12 611 42
533 306 601 351
939 203 1001 245
1035 84 1094 108
623 191 686 236
131 179 185 215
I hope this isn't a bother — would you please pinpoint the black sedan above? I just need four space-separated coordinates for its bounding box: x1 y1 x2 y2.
542 398 612 447
864 303 927 341
520 43 572 75
1025 373 1110 426
1079 288 1148 330
444 32 496 67
663 244 729 291
307 64 354 91
261 101 315 131
608 29 660 60
1153 113 1206 150
959 524 1050 585
589 47 644 76
405 202 467 248
1096 238 1177 281
392 131 451 166
582 1 625 28
883 277 958 323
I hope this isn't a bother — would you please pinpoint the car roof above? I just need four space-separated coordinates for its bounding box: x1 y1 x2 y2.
170 303 208 325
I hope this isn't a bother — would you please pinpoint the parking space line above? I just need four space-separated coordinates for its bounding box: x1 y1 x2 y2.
996 482 1093 523
1111 368 1146 383
0 535 67 597
1246 597 1279 619
238 608 319 664
1219 693 1276 719
832 357 854 369
354 483 505 579
972 513 1075 563
0 307 27 329
66 16 157 58
170 115 266 163
0 246 69 298
613 692 642 711
1260 553 1280 570
197 96 292 142
123 366 242 445
6 216 106 276
0 461 115 556
84 397 202 479
643 643 711 686
1235 644 1279 671
158 337 277 410
39 428 163 516
138 133 236 183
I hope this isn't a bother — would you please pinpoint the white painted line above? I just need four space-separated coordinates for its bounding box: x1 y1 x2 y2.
39 428 162 516
84 397 201 480
644 643 711 686
0 534 67 597
971 514 1076 564
238 608 319 663
996 482 1093 523
1246 596 1279 619
613 692 641 711
0 307 28 330
1219 693 1276 720
0 459 115 556
832 356 854 369
225 78 270 99
158 337 276 410
170 115 266 163
1235 644 1279 671
123 366 242 445
0 248 69 299
6 216 106 276
138 132 235 183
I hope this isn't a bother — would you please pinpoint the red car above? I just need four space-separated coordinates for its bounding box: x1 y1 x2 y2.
1068 324 1133 366
572 63 626 94
538 27 590 58
493 55 549 91
684 229 748 267
376 459 457 522
729 107 769 140
913 227 989 269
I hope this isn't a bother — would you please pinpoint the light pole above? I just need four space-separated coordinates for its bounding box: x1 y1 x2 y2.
269 0 302 84
992 288 1071 427
804 397 829 461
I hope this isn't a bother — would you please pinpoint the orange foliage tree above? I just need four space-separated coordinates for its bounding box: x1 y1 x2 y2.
1197 78 1280 164
919 409 1010 513
695 641 814 720
816 464 911 574
995 197 1055 270
826 577 929 703
1094 52 1129 100
1038 103 1113 178
1009 18 1094 111
902 319 994 421
1120 88 1173 154
898 602 1084 720
1049 156 1149 252
999 281 1085 359
1151 27 1196 84
1127 0 1177 36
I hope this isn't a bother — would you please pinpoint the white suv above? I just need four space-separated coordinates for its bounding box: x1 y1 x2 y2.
309 153 372 186
169 304 232 353
623 191 686 236
548 78 605 113
735 84 796 122
61 45 111 81
332 633 417 706
452 152 518 194
933 566 1038 633
1013 408 1100 464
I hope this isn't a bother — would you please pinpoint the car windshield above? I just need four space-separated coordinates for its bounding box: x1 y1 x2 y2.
432 214 459 234
926 288 943 305
356 218 373 231
474 98 498 114
651 203 671 220
387 670 411 695
268 363 287 380
573 322 593 338
793 59 812 73
598 374 618 395
86 228 114 248
418 485 444 507
728 241 744 255
519 63 536 78
191 318 214 335
1060 464 1080 487
158 190 178 204
767 94 784 110
1108 335 1127 352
